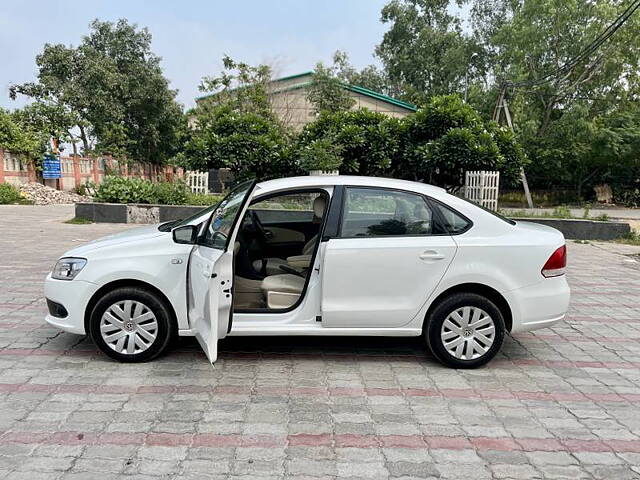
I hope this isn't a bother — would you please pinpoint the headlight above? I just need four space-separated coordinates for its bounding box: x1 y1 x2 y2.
52 258 87 280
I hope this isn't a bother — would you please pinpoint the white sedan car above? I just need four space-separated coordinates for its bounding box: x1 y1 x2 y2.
45 176 570 368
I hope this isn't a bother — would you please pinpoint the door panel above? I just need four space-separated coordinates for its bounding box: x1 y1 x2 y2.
321 236 457 328
264 226 306 244
188 180 256 363
188 245 225 362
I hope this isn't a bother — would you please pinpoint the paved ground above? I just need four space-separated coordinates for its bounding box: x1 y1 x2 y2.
1 204 640 480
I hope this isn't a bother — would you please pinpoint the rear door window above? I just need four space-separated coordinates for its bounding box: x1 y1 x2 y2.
340 187 446 237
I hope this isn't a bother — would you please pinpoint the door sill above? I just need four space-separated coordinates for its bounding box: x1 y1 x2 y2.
228 325 421 337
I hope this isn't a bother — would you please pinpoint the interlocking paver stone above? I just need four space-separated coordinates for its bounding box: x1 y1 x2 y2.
2 204 640 479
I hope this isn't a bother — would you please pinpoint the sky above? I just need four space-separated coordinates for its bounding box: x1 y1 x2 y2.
1 0 390 110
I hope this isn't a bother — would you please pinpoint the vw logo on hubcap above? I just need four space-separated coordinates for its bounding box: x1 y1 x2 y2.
124 321 135 332
462 328 473 337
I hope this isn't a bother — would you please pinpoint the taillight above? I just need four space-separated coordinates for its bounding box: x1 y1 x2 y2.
542 245 567 278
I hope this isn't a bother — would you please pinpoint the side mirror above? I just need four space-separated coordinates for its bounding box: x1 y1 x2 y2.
172 225 198 244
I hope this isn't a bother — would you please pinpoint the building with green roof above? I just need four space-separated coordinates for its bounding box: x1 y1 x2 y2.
196 71 417 130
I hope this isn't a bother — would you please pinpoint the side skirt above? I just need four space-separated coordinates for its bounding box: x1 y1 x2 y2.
179 327 422 337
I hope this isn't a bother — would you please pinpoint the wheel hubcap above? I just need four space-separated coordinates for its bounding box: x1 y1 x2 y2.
100 300 158 355
440 306 495 360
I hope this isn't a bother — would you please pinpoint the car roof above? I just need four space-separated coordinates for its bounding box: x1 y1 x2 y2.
255 175 446 196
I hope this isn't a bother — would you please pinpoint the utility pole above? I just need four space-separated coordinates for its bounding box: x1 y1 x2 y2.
493 85 534 209
464 53 478 103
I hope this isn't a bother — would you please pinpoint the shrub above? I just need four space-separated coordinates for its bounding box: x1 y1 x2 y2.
298 137 343 172
0 183 24 204
297 109 401 176
186 193 224 206
154 181 189 205
94 176 157 204
94 176 226 206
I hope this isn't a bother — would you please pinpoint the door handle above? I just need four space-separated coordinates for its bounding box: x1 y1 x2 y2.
419 250 445 261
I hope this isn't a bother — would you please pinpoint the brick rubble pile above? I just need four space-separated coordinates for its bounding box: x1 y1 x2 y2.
18 182 91 205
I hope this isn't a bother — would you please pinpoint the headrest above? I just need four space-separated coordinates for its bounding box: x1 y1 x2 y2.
313 196 327 218
413 202 431 221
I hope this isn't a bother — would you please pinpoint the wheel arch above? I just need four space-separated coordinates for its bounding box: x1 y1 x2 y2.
423 283 513 332
84 279 179 334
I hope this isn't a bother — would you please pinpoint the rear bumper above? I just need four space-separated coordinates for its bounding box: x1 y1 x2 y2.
44 274 99 335
506 276 570 333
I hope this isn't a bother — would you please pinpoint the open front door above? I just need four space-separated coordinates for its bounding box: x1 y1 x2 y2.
188 180 257 363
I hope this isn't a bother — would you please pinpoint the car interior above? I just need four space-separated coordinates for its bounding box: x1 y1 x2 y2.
232 190 329 311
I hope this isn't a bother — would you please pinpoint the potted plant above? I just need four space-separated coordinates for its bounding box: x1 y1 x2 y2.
299 137 342 176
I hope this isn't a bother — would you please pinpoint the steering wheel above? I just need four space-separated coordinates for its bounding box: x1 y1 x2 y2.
250 210 271 241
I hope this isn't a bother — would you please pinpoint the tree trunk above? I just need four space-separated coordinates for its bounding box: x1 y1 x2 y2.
79 125 90 154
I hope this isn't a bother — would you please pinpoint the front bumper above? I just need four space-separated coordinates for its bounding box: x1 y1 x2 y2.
44 274 99 335
506 275 571 334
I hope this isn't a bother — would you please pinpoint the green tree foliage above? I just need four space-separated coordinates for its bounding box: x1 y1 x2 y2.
376 0 481 104
306 63 356 114
476 0 640 195
372 0 640 197
297 109 402 176
298 137 343 172
298 96 527 190
185 57 297 181
0 108 47 158
10 19 184 164
331 51 391 95
397 95 527 190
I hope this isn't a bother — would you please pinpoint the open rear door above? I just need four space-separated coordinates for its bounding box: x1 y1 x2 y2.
188 180 257 363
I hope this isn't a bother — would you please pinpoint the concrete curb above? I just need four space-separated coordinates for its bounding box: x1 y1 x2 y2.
513 217 630 240
76 202 204 224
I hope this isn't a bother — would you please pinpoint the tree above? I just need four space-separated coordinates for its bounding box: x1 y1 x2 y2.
298 137 343 172
396 95 528 191
376 0 482 104
306 63 356 114
469 0 640 193
10 19 184 164
330 51 393 96
297 109 402 176
185 57 297 181
0 108 47 159
11 102 78 154
473 0 640 136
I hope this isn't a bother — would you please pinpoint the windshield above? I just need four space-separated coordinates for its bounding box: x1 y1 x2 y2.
173 202 224 229
172 181 256 230
199 180 256 250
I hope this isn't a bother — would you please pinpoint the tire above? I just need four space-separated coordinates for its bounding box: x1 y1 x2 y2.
425 292 505 369
89 287 176 363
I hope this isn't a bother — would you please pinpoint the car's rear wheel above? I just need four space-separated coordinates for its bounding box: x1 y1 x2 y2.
425 292 505 369
89 287 175 363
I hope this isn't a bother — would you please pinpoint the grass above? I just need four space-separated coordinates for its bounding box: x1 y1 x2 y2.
613 231 640 246
502 205 610 222
186 193 224 206
64 217 93 225
499 190 581 207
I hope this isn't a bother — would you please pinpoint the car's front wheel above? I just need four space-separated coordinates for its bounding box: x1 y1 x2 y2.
89 287 175 362
425 292 505 369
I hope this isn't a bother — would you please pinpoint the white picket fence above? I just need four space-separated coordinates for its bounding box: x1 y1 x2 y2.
187 171 208 194
464 171 500 211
